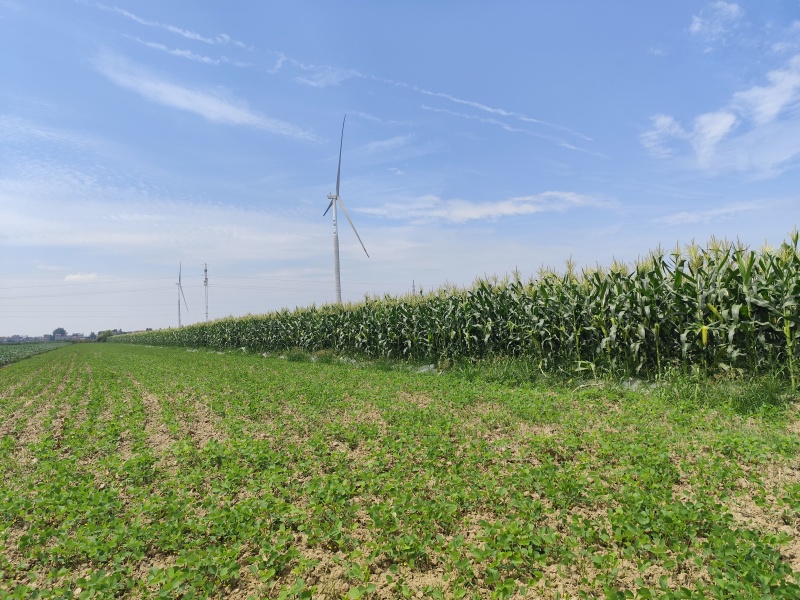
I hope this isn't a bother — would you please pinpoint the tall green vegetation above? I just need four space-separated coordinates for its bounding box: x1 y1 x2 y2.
113 232 800 381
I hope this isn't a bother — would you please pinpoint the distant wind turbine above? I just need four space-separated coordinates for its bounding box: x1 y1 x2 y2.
177 262 189 327
323 115 369 304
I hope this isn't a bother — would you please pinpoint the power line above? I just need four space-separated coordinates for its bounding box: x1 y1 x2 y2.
0 277 178 291
0 286 174 301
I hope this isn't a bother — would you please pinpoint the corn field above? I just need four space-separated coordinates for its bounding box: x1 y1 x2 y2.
112 233 800 382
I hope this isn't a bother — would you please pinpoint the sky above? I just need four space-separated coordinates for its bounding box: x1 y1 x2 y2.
2 1 800 337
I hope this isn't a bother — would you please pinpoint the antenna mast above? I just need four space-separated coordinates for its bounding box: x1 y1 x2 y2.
204 263 209 321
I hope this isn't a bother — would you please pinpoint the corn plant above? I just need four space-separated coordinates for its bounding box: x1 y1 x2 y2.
112 231 800 383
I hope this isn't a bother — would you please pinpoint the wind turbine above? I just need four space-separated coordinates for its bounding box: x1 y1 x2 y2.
323 115 369 304
176 262 189 327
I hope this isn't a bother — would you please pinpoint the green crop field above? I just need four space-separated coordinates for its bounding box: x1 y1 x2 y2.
1 343 798 598
0 343 72 367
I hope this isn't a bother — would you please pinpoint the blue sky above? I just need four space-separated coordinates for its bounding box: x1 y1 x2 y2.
2 1 800 336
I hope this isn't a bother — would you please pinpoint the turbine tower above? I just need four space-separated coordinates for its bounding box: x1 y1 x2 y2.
177 262 189 327
323 115 369 304
204 263 208 322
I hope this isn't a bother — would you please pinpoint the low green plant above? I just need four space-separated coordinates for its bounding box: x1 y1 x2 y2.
0 344 798 597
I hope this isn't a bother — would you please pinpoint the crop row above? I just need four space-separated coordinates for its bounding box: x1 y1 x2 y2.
112 233 800 381
0 343 72 366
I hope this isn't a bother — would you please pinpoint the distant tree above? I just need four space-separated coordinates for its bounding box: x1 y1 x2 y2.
89 332 97 340
96 330 113 342
53 327 67 336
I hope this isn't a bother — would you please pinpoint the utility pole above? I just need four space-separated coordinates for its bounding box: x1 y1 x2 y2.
412 280 416 295
204 263 209 321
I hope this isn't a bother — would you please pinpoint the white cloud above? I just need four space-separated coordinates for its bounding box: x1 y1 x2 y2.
92 52 317 141
100 4 214 43
263 51 360 87
129 35 252 67
294 66 362 88
96 3 248 48
690 111 737 166
420 89 593 141
375 75 593 142
689 2 742 41
423 104 527 134
655 203 761 226
64 273 99 283
733 55 800 125
707 115 800 178
265 50 592 146
0 115 102 149
127 37 220 65
771 21 800 53
642 54 800 175
360 191 608 224
362 135 414 155
267 53 287 74
0 163 322 262
640 114 687 159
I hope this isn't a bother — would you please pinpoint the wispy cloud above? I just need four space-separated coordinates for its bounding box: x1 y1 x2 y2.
655 202 761 226
64 273 99 283
422 105 527 134
295 65 362 88
418 88 593 142
126 36 219 65
0 115 103 149
0 163 323 262
769 20 800 55
641 54 800 175
125 36 252 68
360 191 608 224
266 52 361 87
95 3 248 47
421 105 604 156
361 135 415 155
260 48 593 144
689 1 743 43
376 75 593 142
92 52 317 141
690 111 738 166
349 111 411 127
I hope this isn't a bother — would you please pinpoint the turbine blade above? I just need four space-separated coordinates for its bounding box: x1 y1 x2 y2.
323 199 334 216
180 284 189 312
335 115 345 198
337 197 369 258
